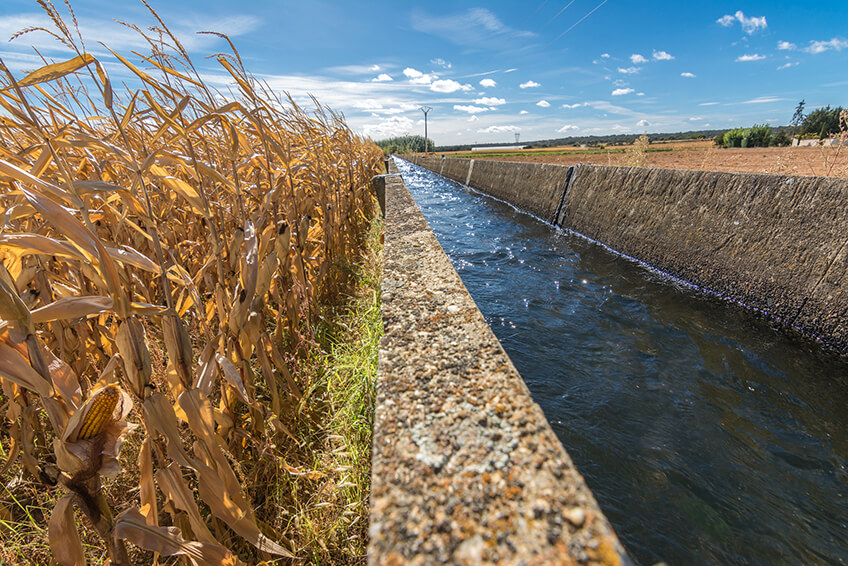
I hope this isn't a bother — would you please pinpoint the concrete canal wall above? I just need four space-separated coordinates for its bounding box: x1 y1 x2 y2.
370 160 628 565
406 156 848 354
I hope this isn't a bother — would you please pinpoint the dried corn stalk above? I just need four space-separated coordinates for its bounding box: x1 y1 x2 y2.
0 1 382 564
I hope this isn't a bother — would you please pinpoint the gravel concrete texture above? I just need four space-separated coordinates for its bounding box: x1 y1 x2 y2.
370 159 629 565
408 156 848 354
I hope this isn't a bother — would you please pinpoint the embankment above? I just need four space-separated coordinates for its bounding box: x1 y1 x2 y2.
406 156 848 354
370 161 628 565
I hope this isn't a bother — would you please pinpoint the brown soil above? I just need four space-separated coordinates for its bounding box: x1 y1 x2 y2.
443 139 848 178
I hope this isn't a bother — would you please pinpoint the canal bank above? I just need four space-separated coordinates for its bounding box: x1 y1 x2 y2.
407 156 848 355
393 158 848 565
370 160 628 565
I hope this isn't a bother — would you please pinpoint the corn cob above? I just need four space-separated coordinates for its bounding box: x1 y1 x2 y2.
77 386 120 440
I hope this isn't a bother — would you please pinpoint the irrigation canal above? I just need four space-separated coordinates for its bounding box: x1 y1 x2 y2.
394 159 848 566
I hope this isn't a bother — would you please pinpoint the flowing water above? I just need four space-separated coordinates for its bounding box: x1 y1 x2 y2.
395 159 848 566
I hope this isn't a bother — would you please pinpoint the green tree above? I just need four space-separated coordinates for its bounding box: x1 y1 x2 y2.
800 106 844 138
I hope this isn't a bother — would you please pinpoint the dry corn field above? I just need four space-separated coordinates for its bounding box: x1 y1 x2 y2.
0 2 384 564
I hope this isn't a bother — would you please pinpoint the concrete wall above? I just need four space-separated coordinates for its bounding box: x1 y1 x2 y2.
404 156 848 354
372 159 629 565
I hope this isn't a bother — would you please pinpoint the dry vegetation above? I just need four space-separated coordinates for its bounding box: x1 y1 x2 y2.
447 135 848 178
0 1 383 564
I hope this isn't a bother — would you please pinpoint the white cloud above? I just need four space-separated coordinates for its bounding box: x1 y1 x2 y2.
370 65 381 71
431 58 452 68
777 41 796 51
536 100 551 108
519 110 529 114
505 68 518 73
637 92 645 96
454 104 489 114
371 73 393 82
612 88 635 96
479 78 497 88
777 62 799 70
689 116 704 121
468 115 479 122
636 119 650 127
363 116 416 139
653 50 674 61
557 124 579 132
479 125 520 133
742 96 783 104
519 80 540 88
736 54 766 62
700 102 719 106
618 66 640 74
411 8 534 48
681 72 696 78
430 79 473 93
717 11 767 34
475 96 506 105
630 54 647 64
601 53 610 59
562 103 586 109
804 38 848 54
403 67 437 84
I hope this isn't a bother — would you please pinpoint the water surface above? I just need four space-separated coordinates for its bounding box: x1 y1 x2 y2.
395 159 848 566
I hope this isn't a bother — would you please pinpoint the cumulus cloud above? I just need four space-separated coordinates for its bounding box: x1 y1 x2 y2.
468 115 479 122
557 124 579 132
689 116 704 121
804 38 848 54
520 80 540 88
653 50 674 61
736 54 766 62
363 116 416 139
600 53 610 58
717 11 767 34
562 103 586 109
454 105 490 114
403 67 436 84
479 78 497 88
681 72 696 78
536 100 551 108
371 73 393 82
612 88 635 96
777 41 797 51
520 110 529 114
630 54 647 64
636 119 650 127
618 66 640 74
478 125 520 133
431 79 473 93
431 58 452 68
476 96 506 105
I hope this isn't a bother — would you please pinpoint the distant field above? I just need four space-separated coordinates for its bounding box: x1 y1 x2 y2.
432 138 847 177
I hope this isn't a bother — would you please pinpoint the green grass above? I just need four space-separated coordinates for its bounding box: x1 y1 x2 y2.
263 212 382 565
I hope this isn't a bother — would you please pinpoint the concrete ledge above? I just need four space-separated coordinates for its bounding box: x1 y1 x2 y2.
406 156 848 354
370 159 628 565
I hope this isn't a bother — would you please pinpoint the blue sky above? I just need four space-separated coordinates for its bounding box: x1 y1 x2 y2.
1 1 846 146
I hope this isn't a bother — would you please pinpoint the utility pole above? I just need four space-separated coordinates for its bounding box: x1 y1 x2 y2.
514 132 520 144
419 106 432 154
